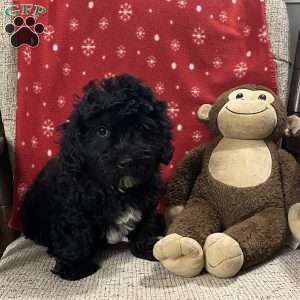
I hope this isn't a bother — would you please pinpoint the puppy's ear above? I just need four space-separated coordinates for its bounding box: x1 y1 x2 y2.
59 107 84 174
155 101 174 165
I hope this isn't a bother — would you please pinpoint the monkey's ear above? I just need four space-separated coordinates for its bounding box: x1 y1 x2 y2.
197 104 213 122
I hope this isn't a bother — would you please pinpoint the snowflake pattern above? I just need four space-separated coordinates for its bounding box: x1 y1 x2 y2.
116 45 126 58
146 56 157 68
62 63 71 76
219 11 228 23
31 136 38 148
170 39 180 51
104 72 116 79
57 96 66 108
43 25 55 41
98 17 109 30
192 130 202 142
33 82 42 94
155 82 165 95
17 183 28 197
119 2 133 22
191 86 200 98
243 25 251 37
167 101 180 119
233 62 248 78
81 38 96 56
258 25 267 43
213 56 223 69
42 119 55 138
69 18 79 31
192 27 206 45
177 0 187 8
23 46 31 64
136 26 146 40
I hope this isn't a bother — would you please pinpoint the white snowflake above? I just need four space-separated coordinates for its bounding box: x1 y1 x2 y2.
42 119 55 138
258 25 267 43
219 11 228 23
57 96 66 108
69 18 79 31
167 101 180 119
104 72 116 79
81 38 96 56
33 82 42 94
192 27 206 45
192 130 203 142
136 26 145 40
170 39 180 51
213 56 223 69
23 46 31 64
17 183 28 197
116 45 126 58
62 63 71 76
31 136 38 148
155 82 165 95
191 86 201 98
243 25 251 37
98 17 109 30
119 2 133 22
177 0 187 8
43 25 55 41
233 62 248 78
146 56 157 68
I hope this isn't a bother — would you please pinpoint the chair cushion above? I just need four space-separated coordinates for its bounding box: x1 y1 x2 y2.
1 237 300 300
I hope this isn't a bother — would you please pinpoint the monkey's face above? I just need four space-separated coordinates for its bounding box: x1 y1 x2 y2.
217 88 278 139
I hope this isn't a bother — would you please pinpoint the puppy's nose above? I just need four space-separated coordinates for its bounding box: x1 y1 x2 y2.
118 158 133 169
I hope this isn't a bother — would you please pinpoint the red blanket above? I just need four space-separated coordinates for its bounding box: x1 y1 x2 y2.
10 0 277 230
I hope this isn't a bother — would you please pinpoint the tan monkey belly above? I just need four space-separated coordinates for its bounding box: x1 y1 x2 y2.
208 138 272 188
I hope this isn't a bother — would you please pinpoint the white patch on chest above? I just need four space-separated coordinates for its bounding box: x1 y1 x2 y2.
106 207 142 244
208 138 272 188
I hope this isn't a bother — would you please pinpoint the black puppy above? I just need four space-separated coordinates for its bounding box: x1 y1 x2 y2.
21 74 173 280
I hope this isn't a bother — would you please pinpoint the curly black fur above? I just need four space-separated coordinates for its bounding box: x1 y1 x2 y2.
21 74 173 280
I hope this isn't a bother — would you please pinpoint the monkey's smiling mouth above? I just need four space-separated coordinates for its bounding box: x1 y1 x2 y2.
225 107 268 115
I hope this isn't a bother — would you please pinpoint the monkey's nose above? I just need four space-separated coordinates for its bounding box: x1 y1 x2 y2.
118 158 133 169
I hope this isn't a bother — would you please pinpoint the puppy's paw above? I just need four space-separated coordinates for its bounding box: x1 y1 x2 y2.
153 233 204 277
52 260 99 281
130 237 159 261
204 233 244 278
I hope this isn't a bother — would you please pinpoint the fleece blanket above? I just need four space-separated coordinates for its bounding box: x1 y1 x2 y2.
10 0 277 229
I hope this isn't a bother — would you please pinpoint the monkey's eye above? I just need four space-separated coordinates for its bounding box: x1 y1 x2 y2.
96 126 110 137
236 93 244 99
258 94 267 101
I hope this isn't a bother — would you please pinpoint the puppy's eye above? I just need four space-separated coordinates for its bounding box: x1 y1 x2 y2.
236 93 244 99
96 126 110 137
258 94 267 101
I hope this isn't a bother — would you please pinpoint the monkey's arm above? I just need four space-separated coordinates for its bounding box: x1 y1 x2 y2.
165 145 206 220
278 149 300 242
278 149 300 210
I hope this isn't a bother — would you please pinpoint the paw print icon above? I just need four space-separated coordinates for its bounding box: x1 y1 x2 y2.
5 16 44 48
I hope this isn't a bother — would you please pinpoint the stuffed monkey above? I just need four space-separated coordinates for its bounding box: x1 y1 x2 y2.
153 85 300 278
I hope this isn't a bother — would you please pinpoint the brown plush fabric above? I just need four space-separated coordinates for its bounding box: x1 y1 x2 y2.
165 85 299 271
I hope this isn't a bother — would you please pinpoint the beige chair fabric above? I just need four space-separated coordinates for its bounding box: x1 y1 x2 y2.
1 237 300 300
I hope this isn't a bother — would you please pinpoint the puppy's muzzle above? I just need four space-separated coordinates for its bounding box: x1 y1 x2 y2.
118 176 140 193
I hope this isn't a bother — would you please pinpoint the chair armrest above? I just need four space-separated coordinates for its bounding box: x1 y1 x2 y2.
0 111 18 256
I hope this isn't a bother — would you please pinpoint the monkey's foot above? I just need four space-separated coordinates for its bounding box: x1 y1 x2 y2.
153 233 204 277
204 233 244 278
